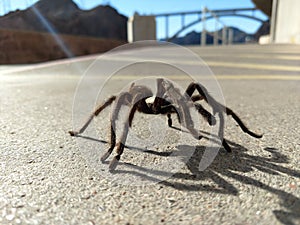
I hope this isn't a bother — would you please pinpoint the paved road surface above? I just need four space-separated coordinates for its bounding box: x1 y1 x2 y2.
0 44 300 224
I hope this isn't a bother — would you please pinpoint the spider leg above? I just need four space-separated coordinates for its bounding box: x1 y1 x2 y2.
186 82 262 152
155 79 175 126
185 82 222 112
186 82 228 149
128 99 151 127
159 79 203 140
69 96 116 136
128 104 138 127
186 83 218 126
155 79 183 127
177 103 203 140
100 124 116 162
168 102 202 139
167 113 172 127
100 93 131 163
225 107 263 138
109 122 129 171
194 103 216 126
109 97 144 171
191 95 205 102
186 82 262 138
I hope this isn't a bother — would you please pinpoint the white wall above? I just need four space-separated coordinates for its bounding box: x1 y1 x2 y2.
127 14 156 43
275 0 300 43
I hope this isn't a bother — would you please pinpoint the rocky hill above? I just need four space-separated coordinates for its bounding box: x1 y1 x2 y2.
0 0 128 64
0 29 126 64
0 0 127 40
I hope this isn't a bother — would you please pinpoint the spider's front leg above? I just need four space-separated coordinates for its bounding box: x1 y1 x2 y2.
100 93 131 164
100 124 116 162
109 122 129 171
69 96 116 136
157 78 203 140
108 100 141 171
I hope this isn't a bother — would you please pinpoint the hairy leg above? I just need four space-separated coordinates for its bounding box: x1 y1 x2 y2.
169 98 202 140
100 124 116 162
186 82 228 150
186 82 262 137
225 107 263 138
109 124 128 171
100 93 131 163
69 96 116 136
194 103 216 126
109 104 136 171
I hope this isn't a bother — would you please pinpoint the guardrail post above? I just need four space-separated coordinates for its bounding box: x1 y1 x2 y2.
228 28 233 45
201 7 207 46
222 26 227 45
165 15 169 40
214 21 218 45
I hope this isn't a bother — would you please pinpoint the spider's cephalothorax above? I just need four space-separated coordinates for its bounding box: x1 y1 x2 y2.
69 78 262 171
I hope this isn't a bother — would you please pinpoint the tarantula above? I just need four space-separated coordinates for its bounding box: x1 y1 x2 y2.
69 78 262 171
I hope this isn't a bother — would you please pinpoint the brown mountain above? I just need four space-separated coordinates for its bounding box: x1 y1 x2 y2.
0 0 127 40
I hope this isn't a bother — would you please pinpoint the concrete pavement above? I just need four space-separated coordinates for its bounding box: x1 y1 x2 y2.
0 44 300 224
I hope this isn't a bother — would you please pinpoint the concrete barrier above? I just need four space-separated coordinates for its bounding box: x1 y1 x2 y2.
127 14 156 42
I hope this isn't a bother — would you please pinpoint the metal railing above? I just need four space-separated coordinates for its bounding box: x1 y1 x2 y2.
152 7 263 45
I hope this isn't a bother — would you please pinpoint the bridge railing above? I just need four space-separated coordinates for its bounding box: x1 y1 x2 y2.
204 7 230 46
151 7 262 45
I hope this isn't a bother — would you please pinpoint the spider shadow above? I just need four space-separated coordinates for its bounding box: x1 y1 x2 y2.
75 134 171 156
75 134 107 144
74 133 300 224
117 139 300 225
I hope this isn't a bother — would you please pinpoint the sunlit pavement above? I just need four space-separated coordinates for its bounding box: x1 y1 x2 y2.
0 44 299 224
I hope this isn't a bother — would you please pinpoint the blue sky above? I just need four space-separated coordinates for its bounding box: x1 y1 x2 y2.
1 0 268 39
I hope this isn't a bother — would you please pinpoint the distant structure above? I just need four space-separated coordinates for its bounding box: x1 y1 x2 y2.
127 8 262 45
127 13 156 42
252 0 300 44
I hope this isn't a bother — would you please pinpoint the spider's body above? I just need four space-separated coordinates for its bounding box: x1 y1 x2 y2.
69 78 262 171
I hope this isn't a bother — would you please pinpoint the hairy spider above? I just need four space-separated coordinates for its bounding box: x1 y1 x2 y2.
69 78 262 171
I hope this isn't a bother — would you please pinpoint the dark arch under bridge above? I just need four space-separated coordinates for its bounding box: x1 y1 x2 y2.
152 8 267 41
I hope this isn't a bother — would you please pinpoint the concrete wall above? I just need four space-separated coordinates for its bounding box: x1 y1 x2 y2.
127 14 156 42
274 0 300 43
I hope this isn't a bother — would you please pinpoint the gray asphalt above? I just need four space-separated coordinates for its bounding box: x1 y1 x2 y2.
0 44 300 225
